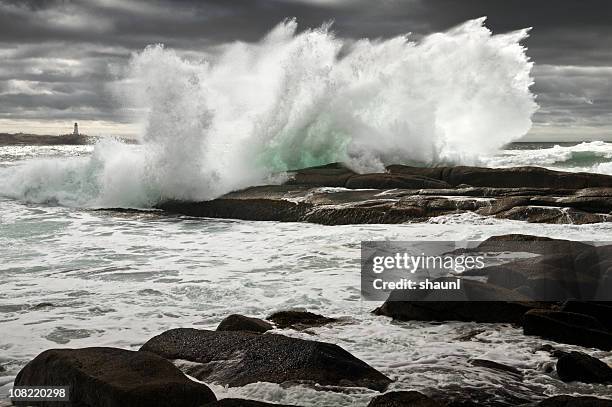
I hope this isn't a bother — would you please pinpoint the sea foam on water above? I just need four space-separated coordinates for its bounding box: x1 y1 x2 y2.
0 18 537 207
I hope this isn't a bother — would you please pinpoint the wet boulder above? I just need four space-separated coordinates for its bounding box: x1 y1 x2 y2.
216 314 273 333
523 309 612 351
267 310 337 330
374 278 537 323
140 328 391 391
556 351 612 384
13 347 216 407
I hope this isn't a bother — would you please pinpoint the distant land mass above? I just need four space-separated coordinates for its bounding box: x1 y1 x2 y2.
0 133 138 146
0 132 93 146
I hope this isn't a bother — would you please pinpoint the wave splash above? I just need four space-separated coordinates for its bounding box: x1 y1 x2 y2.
0 18 537 207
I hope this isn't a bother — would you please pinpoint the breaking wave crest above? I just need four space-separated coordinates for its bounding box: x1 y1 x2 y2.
0 18 537 207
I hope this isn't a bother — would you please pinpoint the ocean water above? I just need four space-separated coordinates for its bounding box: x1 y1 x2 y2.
1 142 612 406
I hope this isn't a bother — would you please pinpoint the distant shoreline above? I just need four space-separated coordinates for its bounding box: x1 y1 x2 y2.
0 132 92 146
0 133 140 146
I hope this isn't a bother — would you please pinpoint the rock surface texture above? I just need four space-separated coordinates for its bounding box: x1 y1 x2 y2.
157 164 612 225
12 347 217 407
140 328 392 391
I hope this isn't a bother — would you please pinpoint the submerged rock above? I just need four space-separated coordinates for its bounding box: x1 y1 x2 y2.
140 328 391 391
216 314 273 333
523 309 612 351
267 310 337 330
556 351 612 384
13 347 216 407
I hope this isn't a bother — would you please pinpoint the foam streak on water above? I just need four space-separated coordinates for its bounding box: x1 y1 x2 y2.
0 18 536 208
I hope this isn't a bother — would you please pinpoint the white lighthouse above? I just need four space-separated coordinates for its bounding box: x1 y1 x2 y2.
73 122 79 136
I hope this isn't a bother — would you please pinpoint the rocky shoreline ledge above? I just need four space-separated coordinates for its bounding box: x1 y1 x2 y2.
156 163 612 225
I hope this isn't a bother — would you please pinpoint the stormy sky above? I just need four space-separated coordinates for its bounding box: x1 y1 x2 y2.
1 0 611 140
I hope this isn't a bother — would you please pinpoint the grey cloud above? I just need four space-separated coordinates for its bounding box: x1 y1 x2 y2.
1 0 612 139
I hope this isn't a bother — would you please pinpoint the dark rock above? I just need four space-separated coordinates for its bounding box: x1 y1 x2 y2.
367 391 443 407
444 166 612 189
267 310 337 330
474 235 592 255
13 347 216 407
523 309 612 350
158 199 311 222
388 165 612 189
374 277 538 323
576 187 612 197
556 351 612 384
484 256 601 301
140 328 391 391
469 359 523 380
205 399 299 406
345 174 449 189
217 314 273 333
557 195 612 212
31 302 55 310
453 328 486 341
385 165 449 180
156 165 612 225
496 206 609 224
561 301 612 331
285 163 356 187
536 395 612 407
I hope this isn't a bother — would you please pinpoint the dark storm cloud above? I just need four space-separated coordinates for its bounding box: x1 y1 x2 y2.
1 0 611 138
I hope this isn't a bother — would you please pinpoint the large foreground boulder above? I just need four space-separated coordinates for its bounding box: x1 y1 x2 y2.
523 310 612 351
556 351 612 384
140 328 391 391
13 347 216 407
